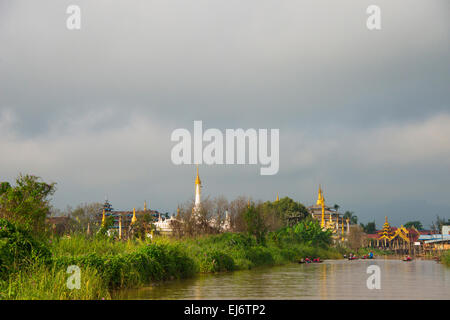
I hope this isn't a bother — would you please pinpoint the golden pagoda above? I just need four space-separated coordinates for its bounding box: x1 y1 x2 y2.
379 216 394 240
131 207 137 225
276 192 279 202
316 185 325 206
307 185 342 233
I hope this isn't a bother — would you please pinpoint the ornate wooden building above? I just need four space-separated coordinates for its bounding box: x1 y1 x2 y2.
366 216 421 250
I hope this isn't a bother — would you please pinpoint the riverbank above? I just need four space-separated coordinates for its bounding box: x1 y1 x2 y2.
0 232 343 300
356 247 395 256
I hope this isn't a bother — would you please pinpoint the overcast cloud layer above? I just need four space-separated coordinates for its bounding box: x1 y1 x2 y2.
1 0 449 227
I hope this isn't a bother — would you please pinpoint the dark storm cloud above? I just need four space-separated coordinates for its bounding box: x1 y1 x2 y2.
0 0 449 227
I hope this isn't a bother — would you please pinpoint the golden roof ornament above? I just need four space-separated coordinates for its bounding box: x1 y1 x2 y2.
101 209 106 227
195 165 201 185
131 207 137 225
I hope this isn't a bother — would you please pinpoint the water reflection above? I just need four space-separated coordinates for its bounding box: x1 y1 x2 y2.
116 259 450 300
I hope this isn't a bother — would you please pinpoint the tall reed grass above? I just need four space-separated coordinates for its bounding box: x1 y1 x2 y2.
2 230 343 299
0 264 110 300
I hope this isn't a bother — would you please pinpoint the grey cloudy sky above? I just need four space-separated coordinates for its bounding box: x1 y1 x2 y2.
0 0 449 228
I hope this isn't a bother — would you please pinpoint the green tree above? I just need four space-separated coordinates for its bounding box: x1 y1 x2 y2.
430 215 450 232
262 197 308 228
360 221 377 234
343 211 358 225
244 205 267 244
134 212 155 239
0 174 56 236
68 202 103 233
404 221 423 230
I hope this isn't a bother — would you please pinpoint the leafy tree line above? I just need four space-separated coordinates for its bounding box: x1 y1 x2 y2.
171 196 309 242
0 174 55 236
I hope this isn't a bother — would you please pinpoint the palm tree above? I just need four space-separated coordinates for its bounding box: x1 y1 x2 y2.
333 204 340 212
343 211 358 225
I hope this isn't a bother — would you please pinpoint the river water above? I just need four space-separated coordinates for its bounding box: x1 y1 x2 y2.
117 259 450 300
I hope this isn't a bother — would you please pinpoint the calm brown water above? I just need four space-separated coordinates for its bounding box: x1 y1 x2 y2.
116 259 450 300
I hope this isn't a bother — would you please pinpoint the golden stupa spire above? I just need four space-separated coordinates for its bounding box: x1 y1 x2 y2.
119 216 122 239
276 192 279 202
101 209 106 227
144 201 147 212
316 185 325 206
131 207 137 225
195 164 201 185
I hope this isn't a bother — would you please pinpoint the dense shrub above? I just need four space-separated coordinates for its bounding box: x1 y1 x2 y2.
0 218 51 278
197 249 235 272
0 174 55 235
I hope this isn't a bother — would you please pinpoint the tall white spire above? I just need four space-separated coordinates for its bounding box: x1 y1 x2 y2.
194 165 201 210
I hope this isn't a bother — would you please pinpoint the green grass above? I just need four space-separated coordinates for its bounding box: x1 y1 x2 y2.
1 232 343 300
0 264 110 300
441 251 450 267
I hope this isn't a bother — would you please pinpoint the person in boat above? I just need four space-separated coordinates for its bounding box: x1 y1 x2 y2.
369 251 374 259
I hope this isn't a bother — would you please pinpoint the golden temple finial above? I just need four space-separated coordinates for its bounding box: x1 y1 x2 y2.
144 201 147 212
316 185 325 206
101 209 106 227
195 164 201 185
119 216 122 240
276 192 279 202
248 198 250 208
320 201 325 228
131 207 137 225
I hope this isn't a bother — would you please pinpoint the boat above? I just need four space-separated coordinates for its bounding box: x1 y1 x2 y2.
403 256 413 261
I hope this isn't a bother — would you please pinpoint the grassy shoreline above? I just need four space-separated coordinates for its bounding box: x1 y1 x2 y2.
1 232 343 300
441 251 450 267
